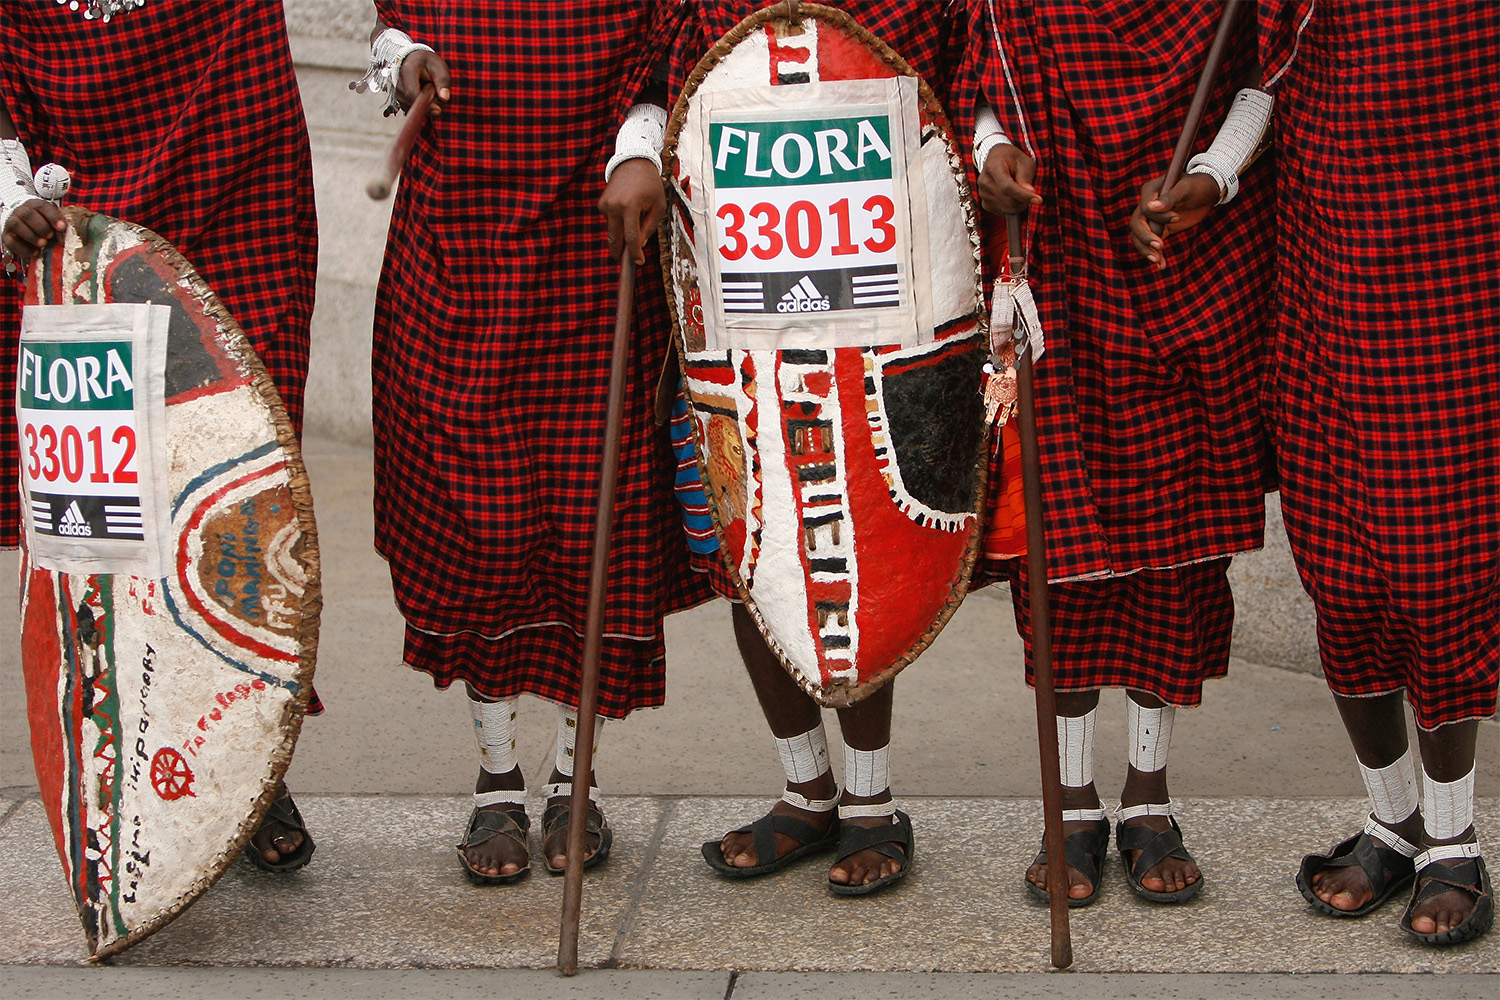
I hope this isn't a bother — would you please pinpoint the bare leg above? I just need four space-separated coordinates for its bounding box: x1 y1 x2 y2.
1410 719 1482 935
828 682 901 888
1025 689 1101 901
461 684 529 879
1118 689 1200 895
717 604 836 868
1311 692 1424 911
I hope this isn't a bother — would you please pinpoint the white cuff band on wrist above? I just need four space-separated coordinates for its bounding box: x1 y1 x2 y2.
0 138 37 238
1185 88 1274 205
605 102 668 182
972 103 1012 172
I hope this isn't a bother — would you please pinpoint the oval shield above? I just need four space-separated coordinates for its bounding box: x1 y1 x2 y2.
663 4 988 706
16 206 320 959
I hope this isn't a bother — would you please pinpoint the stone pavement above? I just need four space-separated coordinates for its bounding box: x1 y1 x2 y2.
2 437 1497 997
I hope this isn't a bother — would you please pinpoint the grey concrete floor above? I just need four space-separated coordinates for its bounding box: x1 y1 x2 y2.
3 435 1497 985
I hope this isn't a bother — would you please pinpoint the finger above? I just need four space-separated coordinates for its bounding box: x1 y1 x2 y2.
623 212 644 266
14 212 57 250
605 208 625 262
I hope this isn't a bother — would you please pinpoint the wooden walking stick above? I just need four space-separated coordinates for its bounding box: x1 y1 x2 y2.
1148 0 1248 235
365 84 436 200
1006 213 1072 970
558 255 637 976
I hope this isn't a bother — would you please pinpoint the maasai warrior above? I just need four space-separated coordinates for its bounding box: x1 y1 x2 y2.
0 0 319 871
963 0 1275 905
1134 0 1497 946
602 0 964 895
360 3 712 884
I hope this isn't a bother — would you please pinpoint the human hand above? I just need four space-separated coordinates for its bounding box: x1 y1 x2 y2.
1129 172 1219 270
598 158 665 265
2 198 64 266
976 144 1041 217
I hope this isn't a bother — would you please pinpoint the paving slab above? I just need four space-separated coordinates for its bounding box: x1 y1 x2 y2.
624 796 1499 973
730 972 1497 1000
2 792 1498 973
0 795 669 969
5 966 731 1000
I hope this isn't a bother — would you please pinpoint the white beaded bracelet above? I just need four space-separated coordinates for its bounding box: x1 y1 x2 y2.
972 103 1013 172
605 103 668 182
351 28 435 116
1186 88 1274 205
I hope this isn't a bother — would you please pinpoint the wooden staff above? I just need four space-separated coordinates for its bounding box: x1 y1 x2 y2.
558 256 637 976
1149 0 1247 235
1007 213 1071 970
365 85 436 200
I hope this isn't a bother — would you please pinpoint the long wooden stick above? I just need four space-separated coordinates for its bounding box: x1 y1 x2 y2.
558 256 637 976
1007 214 1071 970
1149 0 1247 234
365 85 435 200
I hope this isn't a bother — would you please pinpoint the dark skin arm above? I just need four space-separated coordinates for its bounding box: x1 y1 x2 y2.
370 17 452 116
0 100 65 265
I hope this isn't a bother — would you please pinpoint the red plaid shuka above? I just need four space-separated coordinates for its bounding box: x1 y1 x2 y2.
1008 559 1233 707
0 0 316 550
957 1 1276 702
667 0 962 601
963 0 1276 586
371 2 713 718
1258 1 1499 729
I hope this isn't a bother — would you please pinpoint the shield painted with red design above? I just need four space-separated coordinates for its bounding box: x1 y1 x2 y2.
663 4 988 706
16 206 319 959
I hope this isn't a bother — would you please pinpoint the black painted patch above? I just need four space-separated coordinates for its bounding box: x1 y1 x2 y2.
879 343 985 515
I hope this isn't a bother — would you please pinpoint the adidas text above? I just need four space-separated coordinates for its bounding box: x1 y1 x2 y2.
777 298 830 313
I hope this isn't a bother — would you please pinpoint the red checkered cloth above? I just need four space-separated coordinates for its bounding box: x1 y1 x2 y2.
0 1 316 549
960 0 1276 591
1006 558 1233 707
372 1 713 718
1258 1 1499 729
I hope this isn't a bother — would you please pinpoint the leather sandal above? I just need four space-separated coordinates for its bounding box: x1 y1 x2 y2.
828 808 913 897
1297 821 1417 918
1028 810 1109 908
1115 806 1203 904
246 786 316 873
457 803 531 885
1400 844 1494 946
703 806 840 878
541 784 612 875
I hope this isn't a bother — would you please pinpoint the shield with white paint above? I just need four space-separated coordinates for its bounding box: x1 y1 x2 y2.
663 3 988 706
16 206 320 959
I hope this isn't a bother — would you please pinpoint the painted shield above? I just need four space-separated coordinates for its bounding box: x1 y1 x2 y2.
663 4 988 706
16 206 319 959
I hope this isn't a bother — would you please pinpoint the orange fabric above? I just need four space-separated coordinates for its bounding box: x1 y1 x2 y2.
982 420 1026 560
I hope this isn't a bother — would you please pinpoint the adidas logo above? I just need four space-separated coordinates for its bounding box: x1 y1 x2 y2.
57 500 93 537
776 276 830 313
